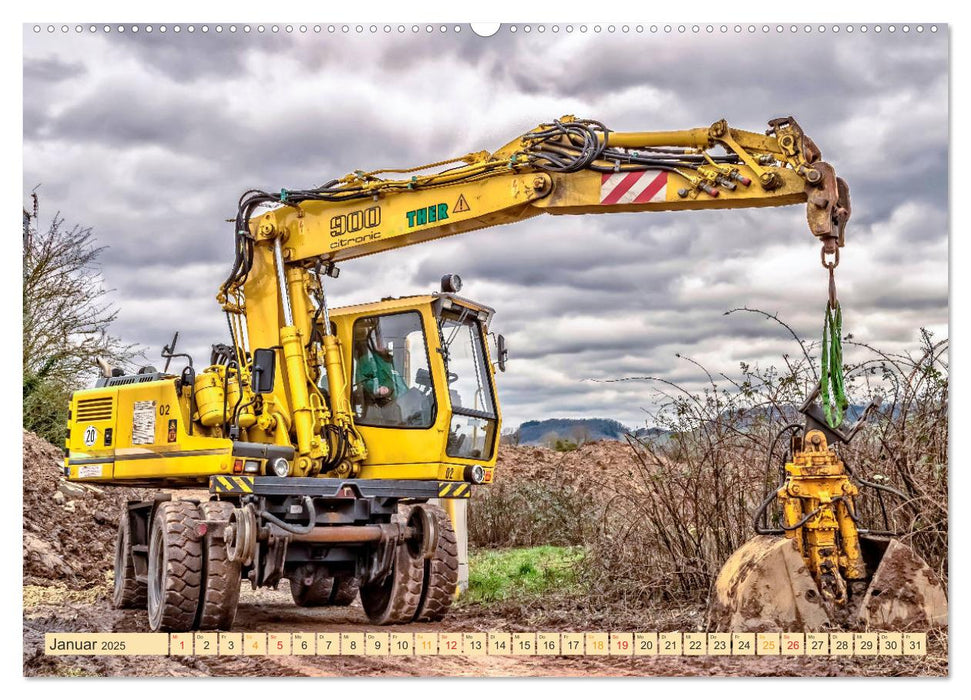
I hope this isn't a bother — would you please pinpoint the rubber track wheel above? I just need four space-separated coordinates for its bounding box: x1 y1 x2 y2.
196 501 242 630
112 509 147 609
413 503 459 622
329 573 360 606
290 571 335 607
361 543 424 625
147 501 204 632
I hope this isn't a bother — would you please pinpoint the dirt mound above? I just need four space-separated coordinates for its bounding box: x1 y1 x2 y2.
495 440 638 488
468 440 642 549
22 430 146 589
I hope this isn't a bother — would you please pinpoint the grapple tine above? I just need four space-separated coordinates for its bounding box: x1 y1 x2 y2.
856 538 948 630
708 535 830 633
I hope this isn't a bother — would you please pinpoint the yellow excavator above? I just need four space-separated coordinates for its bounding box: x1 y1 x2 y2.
63 115 945 632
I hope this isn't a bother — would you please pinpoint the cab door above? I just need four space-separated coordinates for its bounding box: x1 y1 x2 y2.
344 306 449 477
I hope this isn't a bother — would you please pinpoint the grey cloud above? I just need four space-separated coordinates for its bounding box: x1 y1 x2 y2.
22 28 948 428
23 55 86 82
111 29 292 83
46 84 224 147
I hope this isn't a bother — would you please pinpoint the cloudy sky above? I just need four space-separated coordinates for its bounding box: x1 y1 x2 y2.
23 23 948 429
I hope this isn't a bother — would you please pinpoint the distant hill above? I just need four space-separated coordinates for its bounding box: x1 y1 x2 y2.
510 400 875 448
515 418 632 446
631 426 671 440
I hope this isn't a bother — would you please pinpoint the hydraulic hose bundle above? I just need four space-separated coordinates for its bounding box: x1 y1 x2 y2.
523 117 741 177
219 117 751 301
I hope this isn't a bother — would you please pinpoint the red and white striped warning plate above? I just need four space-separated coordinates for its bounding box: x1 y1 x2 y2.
600 170 668 205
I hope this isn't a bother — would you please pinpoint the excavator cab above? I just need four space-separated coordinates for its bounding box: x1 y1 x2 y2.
327 287 502 484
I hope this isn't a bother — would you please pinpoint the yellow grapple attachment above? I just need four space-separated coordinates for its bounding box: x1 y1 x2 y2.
708 408 947 632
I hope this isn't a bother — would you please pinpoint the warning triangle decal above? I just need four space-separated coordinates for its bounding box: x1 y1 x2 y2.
454 194 471 213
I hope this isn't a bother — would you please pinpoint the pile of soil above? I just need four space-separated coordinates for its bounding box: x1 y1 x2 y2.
494 440 640 489
22 430 146 589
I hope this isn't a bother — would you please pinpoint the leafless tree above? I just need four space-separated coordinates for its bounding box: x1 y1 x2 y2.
500 427 522 446
23 192 136 441
570 423 592 446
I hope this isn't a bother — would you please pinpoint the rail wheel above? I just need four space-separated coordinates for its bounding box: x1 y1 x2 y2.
360 543 423 625
146 501 204 632
111 509 146 609
411 503 459 622
330 573 360 606
290 566 335 607
196 501 242 630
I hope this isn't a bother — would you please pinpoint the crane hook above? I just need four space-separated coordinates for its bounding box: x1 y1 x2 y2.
821 243 840 309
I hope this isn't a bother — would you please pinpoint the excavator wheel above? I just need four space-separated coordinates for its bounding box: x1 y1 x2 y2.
146 501 204 632
330 573 360 606
708 535 948 632
196 501 242 630
410 503 459 622
289 566 336 607
360 542 424 625
112 509 147 609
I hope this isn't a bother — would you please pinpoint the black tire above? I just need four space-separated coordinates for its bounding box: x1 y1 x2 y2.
330 573 360 606
146 501 204 632
360 543 423 625
112 509 146 609
290 568 335 607
196 501 242 630
413 503 459 622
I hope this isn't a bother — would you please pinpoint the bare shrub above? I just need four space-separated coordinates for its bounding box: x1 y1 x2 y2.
474 310 948 619
468 479 598 549
839 330 948 581
580 315 948 608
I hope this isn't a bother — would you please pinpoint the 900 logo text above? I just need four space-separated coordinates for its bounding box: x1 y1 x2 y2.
330 206 381 238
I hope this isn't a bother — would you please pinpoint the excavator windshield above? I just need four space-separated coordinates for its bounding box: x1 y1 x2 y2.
437 306 498 461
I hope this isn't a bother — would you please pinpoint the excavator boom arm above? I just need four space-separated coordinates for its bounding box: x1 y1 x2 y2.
225 116 850 280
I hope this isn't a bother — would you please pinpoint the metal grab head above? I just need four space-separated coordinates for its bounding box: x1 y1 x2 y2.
805 162 851 244
799 381 883 444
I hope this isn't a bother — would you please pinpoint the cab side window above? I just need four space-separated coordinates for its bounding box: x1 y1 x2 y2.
351 312 436 428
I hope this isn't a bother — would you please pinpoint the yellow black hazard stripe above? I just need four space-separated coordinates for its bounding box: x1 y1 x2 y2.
211 476 255 494
437 482 471 498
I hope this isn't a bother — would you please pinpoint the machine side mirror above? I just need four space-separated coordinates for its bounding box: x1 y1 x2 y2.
251 348 277 394
496 334 508 372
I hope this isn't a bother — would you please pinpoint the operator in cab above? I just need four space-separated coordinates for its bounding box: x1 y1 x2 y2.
353 323 408 423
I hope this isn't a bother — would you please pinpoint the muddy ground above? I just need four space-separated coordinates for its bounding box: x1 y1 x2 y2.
23 583 949 678
23 431 947 677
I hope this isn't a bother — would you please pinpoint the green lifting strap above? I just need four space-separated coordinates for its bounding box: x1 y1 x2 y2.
820 301 849 429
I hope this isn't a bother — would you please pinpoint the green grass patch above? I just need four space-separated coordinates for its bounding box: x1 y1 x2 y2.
465 545 584 604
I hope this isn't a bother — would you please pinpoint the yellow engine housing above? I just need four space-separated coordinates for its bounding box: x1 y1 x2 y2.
65 294 501 489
